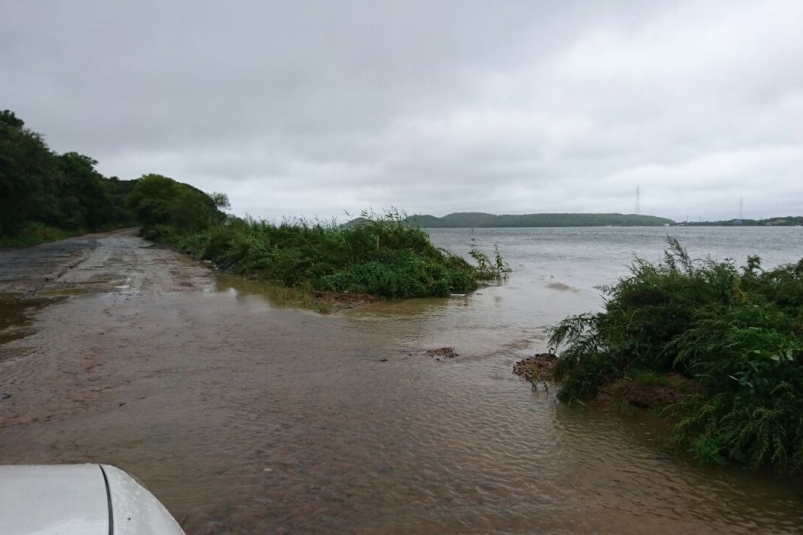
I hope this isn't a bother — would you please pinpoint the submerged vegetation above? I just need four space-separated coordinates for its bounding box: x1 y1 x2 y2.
150 209 504 299
549 238 803 474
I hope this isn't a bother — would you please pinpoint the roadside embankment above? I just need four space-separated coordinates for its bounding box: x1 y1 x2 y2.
514 354 697 411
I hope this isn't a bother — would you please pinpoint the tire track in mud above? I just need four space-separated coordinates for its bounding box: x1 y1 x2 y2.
0 229 216 430
0 228 214 298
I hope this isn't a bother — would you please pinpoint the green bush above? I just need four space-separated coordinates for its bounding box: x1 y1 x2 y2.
548 239 803 474
158 210 501 299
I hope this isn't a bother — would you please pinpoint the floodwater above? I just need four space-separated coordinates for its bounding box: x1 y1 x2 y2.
1 228 802 534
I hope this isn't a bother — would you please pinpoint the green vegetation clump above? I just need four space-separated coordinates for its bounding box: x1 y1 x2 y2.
127 173 229 235
154 210 501 299
549 238 803 474
631 369 671 387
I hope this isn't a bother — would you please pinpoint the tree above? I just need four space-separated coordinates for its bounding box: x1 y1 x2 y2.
0 110 24 129
0 109 140 241
126 174 227 231
125 174 181 226
0 110 59 233
56 152 111 229
209 192 231 211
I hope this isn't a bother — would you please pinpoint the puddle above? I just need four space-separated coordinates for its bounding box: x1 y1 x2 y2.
0 296 65 347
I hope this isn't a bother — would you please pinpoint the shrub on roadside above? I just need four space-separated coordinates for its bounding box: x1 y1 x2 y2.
548 238 803 474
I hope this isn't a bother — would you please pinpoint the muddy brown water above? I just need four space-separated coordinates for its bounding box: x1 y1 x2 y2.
1 231 802 534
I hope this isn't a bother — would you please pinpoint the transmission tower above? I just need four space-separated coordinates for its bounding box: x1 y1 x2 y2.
739 198 743 219
635 186 641 215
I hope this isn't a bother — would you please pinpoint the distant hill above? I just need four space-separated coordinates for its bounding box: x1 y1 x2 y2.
678 216 803 227
405 214 444 227
395 212 675 228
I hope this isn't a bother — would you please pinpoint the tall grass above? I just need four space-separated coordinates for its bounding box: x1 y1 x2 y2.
548 238 803 474
148 209 502 298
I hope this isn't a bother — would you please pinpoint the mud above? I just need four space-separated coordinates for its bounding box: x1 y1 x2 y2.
0 296 62 347
512 356 695 411
1 232 802 534
0 230 216 432
0 228 211 298
424 347 459 359
513 353 558 382
595 373 698 410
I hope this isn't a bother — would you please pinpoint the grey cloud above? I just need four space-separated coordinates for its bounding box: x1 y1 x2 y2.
1 0 801 221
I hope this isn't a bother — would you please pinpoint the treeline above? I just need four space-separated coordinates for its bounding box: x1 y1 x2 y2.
347 212 675 228
0 109 227 247
0 110 135 244
678 216 803 227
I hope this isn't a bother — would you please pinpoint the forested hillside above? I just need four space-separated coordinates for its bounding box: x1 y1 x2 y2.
0 109 227 247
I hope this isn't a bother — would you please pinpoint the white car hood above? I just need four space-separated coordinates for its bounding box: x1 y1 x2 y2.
0 464 184 535
0 464 108 534
102 464 184 535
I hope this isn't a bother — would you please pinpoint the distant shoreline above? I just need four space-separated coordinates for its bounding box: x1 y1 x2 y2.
343 212 803 229
345 212 674 228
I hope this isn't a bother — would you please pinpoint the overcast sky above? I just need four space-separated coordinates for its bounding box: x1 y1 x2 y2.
2 1 801 222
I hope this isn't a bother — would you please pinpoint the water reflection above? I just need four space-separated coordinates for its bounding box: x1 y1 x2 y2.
215 274 315 308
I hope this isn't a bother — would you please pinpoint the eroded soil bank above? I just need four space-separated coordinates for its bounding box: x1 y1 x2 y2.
512 355 696 411
1 232 802 534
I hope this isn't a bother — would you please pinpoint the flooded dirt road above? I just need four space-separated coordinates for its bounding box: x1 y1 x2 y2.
1 232 802 534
